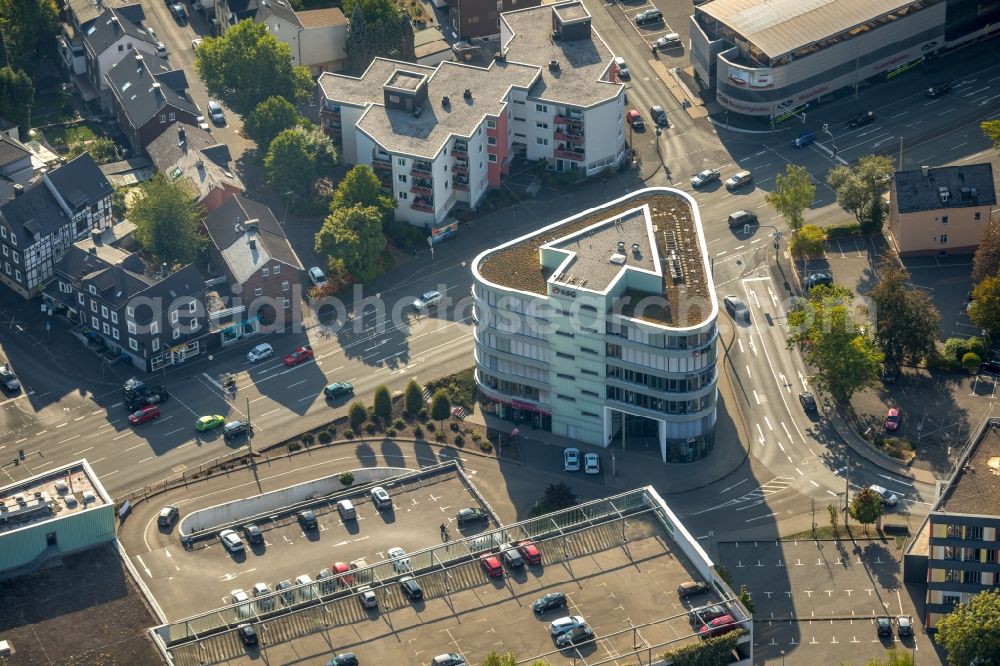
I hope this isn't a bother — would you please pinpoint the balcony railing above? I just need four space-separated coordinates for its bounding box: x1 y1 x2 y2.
411 162 433 177
554 130 584 144
411 184 433 196
453 180 470 191
451 148 468 158
451 163 468 175
554 149 585 162
555 114 583 126
411 198 434 213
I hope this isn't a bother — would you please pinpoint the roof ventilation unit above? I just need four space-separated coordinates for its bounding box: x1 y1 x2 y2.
939 186 950 203
609 253 626 265
463 88 472 100
549 60 560 71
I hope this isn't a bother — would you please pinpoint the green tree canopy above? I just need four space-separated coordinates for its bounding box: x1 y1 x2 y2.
245 96 302 153
265 127 318 198
372 384 392 426
331 165 395 221
348 400 367 429
789 224 825 258
983 119 1000 151
826 154 894 231
404 379 423 415
0 65 33 132
430 388 451 425
343 0 414 73
937 589 1000 665
0 0 58 68
869 257 940 365
787 285 883 404
765 163 815 231
314 204 386 285
480 652 517 666
129 174 205 266
972 221 1000 285
849 487 884 534
968 275 1000 338
194 20 313 116
866 647 915 666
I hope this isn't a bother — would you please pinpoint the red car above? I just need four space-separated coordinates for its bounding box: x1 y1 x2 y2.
480 554 503 578
516 539 542 565
129 405 160 425
699 614 738 639
284 345 314 366
332 561 354 586
885 408 900 432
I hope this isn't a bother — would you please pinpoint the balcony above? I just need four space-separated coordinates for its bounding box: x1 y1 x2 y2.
411 198 434 213
453 179 470 191
411 161 433 177
555 114 583 126
452 142 468 158
451 162 469 175
372 153 392 171
554 149 584 162
411 182 433 196
554 130 584 145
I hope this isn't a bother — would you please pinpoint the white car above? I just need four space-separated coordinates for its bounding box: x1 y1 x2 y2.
564 447 581 472
230 589 251 619
308 266 327 288
358 585 378 608
584 453 600 474
412 290 442 309
549 615 587 636
207 100 226 125
219 529 245 553
247 343 273 363
295 574 317 600
370 486 392 510
252 583 274 610
387 546 411 572
869 484 898 506
191 37 203 51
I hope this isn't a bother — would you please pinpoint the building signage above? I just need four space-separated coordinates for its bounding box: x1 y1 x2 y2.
716 92 771 115
551 285 577 298
727 66 750 86
749 69 772 87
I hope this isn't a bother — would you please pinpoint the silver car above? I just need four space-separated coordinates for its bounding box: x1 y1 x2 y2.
219 529 245 553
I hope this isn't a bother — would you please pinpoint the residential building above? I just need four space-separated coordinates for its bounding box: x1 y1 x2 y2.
472 187 719 462
0 116 20 142
318 1 626 226
888 164 996 256
908 421 1000 629
44 229 208 372
79 6 159 105
449 0 540 41
202 194 303 345
106 52 201 156
0 135 34 201
0 154 115 299
146 124 245 211
690 0 1000 117
58 0 138 101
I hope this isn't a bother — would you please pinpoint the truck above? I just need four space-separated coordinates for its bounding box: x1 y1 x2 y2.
122 378 169 410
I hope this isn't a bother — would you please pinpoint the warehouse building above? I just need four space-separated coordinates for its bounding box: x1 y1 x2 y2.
690 0 1000 118
472 188 718 462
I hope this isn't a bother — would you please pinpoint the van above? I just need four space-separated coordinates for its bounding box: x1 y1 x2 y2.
727 210 758 228
791 132 816 148
613 56 630 80
337 499 356 520
723 296 750 323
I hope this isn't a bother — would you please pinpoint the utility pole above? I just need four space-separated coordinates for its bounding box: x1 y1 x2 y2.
898 136 904 171
246 396 253 457
844 457 850 527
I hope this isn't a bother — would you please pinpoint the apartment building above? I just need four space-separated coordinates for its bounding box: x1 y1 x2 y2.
318 0 626 227
472 188 718 463
449 0 540 41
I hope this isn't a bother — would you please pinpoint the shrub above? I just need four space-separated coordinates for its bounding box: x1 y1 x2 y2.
418 408 429 421
301 433 314 445
450 422 460 432
343 429 354 439
479 440 493 453
327 427 337 439
318 431 332 444
386 427 397 437
825 222 863 238
349 401 368 429
404 379 424 415
790 224 826 258
426 422 436 432
365 423 376 435
926 350 960 371
436 432 446 442
454 435 465 446
963 352 982 374
339 471 355 486
393 418 406 430
471 433 482 443
288 441 302 452
413 425 423 439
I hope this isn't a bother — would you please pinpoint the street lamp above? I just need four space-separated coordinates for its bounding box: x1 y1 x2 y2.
281 190 294 226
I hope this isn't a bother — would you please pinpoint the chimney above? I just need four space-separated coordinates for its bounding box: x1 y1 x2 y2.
89 246 97 255
549 59 560 71
134 52 144 65
442 95 450 108
177 125 186 146
91 229 102 245
151 82 161 98
921 165 929 178
110 15 120 32
463 88 472 101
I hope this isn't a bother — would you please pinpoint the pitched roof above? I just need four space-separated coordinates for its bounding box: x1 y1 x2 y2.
106 53 199 130
82 7 155 56
45 153 114 212
0 182 70 243
203 194 302 284
66 0 133 28
223 0 260 24
894 164 997 215
145 123 245 203
0 136 31 169
297 7 347 27
257 0 301 27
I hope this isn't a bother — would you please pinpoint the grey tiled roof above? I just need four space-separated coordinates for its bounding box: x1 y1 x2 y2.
0 183 69 243
0 136 30 168
257 0 301 27
66 0 132 28
894 164 996 215
203 194 302 284
82 7 155 56
146 123 244 203
106 53 199 130
45 153 113 212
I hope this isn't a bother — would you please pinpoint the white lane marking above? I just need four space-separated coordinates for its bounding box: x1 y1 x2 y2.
878 474 914 487
113 432 132 440
756 424 765 444
746 365 752 379
778 442 785 452
764 416 773 431
164 428 184 437
136 555 152 577
781 422 792 440
810 480 820 487
58 435 80 444
73 446 94 455
796 468 804 476
124 443 145 452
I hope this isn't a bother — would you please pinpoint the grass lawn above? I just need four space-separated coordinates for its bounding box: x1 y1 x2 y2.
31 88 76 126
42 121 100 148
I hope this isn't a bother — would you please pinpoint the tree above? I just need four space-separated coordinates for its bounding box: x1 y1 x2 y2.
866 647 914 666
480 652 517 666
314 204 386 285
330 165 395 221
0 65 33 132
129 174 205 266
338 471 355 486
869 257 940 366
68 137 117 164
265 127 317 198
938 589 1000 666
765 164 815 231
343 0 414 73
372 384 392 428
245 96 302 153
787 286 883 404
404 379 424 416
972 221 1000 285
430 389 451 428
789 224 825 258
541 482 577 510
298 123 338 174
737 585 755 614
963 352 981 374
348 400 368 430
194 20 313 116
0 0 58 68
968 275 1000 338
826 154 894 231
344 2 374 75
828 503 839 532
983 119 1000 151
849 487 884 535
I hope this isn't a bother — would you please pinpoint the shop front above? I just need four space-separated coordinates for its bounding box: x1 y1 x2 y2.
480 393 552 431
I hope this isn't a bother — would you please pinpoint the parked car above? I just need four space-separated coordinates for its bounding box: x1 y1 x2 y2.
324 382 354 399
517 539 542 564
325 654 359 666
224 420 252 440
634 8 662 25
885 408 901 432
584 453 600 474
869 484 899 506
308 266 327 288
243 523 264 545
252 582 274 610
876 615 892 636
881 364 899 384
723 295 750 323
129 405 161 425
480 554 503 578
698 614 738 638
219 529 245 553
284 346 314 366
295 574 316 600
677 581 710 598
237 622 258 646
532 592 568 613
897 615 913 636
649 105 668 126
803 273 833 289
412 290 442 309
230 589 251 619
196 414 225 431
158 505 179 527
247 343 273 362
626 109 645 130
652 33 681 51
332 561 354 586
316 568 337 594
725 170 754 191
549 615 587 636
0 362 19 391
357 585 378 608
612 56 629 80
925 82 952 97
388 547 411 572
690 168 721 188
456 507 489 525
798 392 817 412
689 604 728 626
337 499 356 520
400 576 423 600
563 447 581 472
370 486 392 510
298 509 318 529
275 579 294 605
207 100 226 125
727 209 758 228
556 624 594 648
191 37 203 51
430 655 466 666
169 3 186 23
501 546 523 569
847 111 875 128
155 41 168 57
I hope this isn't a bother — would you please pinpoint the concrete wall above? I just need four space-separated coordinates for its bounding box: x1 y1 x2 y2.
582 99 623 174
0 504 115 572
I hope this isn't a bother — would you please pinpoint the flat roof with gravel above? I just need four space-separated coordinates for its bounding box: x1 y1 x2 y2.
938 426 1000 515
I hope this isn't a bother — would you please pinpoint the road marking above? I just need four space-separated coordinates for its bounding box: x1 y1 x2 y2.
889 111 908 118
136 555 151 577
56 422 68 428
795 468 804 476
781 422 792 439
810 480 820 487
778 442 785 452
764 416 773 431
164 428 184 437
104 469 119 476
259 408 281 417
138 456 155 464
746 364 752 379
72 446 94 455
58 435 80 444
113 432 132 440
878 474 914 487
756 423 765 444
74 416 86 422
753 389 762 404
124 443 145 452
91 409 104 415
720 479 748 493
91 457 104 464
110 403 122 409
287 380 306 389
827 490 839 496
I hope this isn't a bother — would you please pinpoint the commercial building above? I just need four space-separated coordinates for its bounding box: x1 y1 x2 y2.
318 0 626 226
472 188 718 462
0 460 114 574
888 163 996 256
690 0 1000 118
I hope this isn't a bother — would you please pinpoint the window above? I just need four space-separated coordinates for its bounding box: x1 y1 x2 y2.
150 321 158 334
536 122 548 129
487 119 496 128
398 174 408 183
101 305 108 318
555 351 574 359
536 138 549 146
128 338 138 351
89 285 97 295
535 103 548 113
556 331 574 338
974 212 982 221
940 234 948 244
190 318 199 330
91 301 97 313
9 233 14 245
152 338 160 351
488 154 497 163
170 310 179 324
262 267 269 277
11 250 17 262
273 265 280 274
581 369 599 376
581 389 599 397
1 227 5 238
282 281 289 291
168 112 175 121
479 144 483 152
941 216 949 224
118 44 124 52
172 328 180 340
159 114 166 124
255 287 263 296
397 158 406 166
2 245 7 257
188 300 196 313
102 323 110 334
283 298 290 309
127 321 137 334
78 293 85 306
557 394 575 402
399 192 408 200
581 347 598 355
111 328 119 340
111 311 118 324
3 262 8 274
91 316 99 329
487 137 496 146
127 306 134 317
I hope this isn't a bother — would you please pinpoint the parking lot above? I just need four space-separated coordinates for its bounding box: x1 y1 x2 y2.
719 539 935 664
138 468 495 621
167 512 738 666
